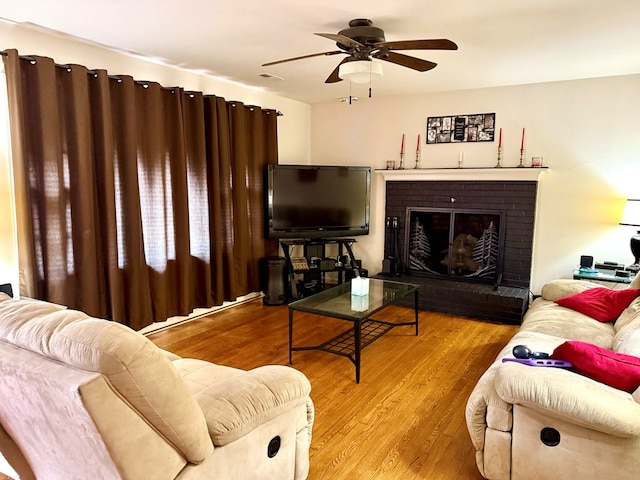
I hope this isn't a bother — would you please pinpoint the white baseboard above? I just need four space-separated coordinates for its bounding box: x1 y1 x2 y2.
139 291 262 335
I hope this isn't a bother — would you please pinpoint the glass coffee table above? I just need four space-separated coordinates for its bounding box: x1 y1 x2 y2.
288 278 419 383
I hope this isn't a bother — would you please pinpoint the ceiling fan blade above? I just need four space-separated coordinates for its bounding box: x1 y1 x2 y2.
374 51 437 72
325 58 351 83
314 32 364 49
262 50 343 67
375 39 458 51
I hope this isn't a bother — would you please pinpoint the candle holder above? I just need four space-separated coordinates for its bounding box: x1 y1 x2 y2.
517 148 525 168
414 151 421 169
495 146 503 168
399 153 405 169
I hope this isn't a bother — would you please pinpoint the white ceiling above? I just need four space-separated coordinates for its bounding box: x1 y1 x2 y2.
1 0 639 104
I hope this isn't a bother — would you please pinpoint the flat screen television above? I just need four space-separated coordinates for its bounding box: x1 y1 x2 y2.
266 164 371 239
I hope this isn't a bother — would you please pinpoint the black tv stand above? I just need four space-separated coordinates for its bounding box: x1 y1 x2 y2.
279 238 362 299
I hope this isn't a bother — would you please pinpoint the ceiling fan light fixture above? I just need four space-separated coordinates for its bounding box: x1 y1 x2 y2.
338 60 383 84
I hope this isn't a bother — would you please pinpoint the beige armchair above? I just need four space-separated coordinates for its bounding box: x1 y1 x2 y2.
0 294 314 480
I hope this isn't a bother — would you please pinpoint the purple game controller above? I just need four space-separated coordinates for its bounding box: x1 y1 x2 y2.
502 358 573 368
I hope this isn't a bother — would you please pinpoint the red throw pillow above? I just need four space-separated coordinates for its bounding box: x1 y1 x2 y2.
552 340 640 392
555 287 640 322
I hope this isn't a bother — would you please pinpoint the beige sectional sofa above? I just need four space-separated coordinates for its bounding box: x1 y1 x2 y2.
466 273 640 480
0 294 314 480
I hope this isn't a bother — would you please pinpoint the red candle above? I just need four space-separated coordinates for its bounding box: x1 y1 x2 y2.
498 128 502 148
401 134 405 155
416 134 421 152
521 127 525 150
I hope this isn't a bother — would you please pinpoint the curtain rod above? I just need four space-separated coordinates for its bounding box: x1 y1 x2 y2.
1 50 284 116
0 51 175 85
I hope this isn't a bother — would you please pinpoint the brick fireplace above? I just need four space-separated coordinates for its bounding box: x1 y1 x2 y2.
376 169 544 324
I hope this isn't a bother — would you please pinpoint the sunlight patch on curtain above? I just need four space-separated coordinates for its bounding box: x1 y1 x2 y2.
113 150 126 270
137 151 177 271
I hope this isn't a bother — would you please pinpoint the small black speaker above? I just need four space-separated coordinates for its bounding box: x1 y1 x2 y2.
382 258 392 274
580 255 594 268
381 257 396 275
259 257 288 306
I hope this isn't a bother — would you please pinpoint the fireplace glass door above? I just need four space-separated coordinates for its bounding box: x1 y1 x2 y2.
405 208 505 283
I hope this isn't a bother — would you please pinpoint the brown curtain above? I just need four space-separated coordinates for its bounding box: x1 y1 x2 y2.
3 49 278 330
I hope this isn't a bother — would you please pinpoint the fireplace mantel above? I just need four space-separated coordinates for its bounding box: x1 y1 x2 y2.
376 167 547 182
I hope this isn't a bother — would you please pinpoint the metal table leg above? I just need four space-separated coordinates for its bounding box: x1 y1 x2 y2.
354 318 362 383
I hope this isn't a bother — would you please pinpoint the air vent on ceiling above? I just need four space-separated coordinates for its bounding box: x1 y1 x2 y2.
256 72 284 80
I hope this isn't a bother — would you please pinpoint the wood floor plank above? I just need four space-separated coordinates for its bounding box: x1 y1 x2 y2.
147 298 518 480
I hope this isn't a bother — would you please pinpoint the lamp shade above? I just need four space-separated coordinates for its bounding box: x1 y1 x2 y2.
620 199 640 227
338 60 383 84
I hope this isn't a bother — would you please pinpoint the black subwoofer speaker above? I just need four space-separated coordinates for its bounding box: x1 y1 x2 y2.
259 257 288 306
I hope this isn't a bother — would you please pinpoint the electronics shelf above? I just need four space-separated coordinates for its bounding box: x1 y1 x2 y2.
573 268 633 288
280 238 364 299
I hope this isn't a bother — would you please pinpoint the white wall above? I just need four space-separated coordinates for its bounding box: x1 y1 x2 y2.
0 75 16 297
0 21 312 296
310 75 640 292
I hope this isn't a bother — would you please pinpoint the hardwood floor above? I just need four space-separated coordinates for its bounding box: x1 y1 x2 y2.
148 298 517 480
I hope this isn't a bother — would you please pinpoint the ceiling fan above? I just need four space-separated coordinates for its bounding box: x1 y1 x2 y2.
262 18 458 84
